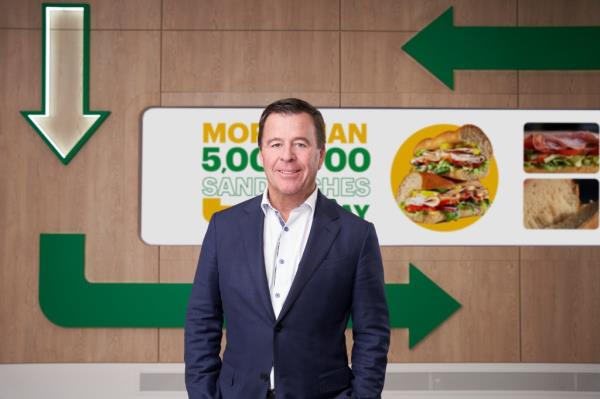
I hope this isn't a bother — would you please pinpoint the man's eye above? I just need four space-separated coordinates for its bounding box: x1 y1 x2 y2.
271 143 282 148
295 142 307 148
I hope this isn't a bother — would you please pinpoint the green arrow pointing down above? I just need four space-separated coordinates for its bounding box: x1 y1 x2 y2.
403 7 600 90
21 4 109 165
40 234 460 348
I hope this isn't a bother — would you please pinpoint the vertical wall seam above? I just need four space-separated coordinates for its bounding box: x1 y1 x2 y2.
339 0 342 108
516 0 522 364
157 0 164 363
159 0 164 107
516 0 520 109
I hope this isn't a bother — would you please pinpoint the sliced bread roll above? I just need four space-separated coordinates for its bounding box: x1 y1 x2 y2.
413 124 493 159
397 172 490 224
396 172 455 204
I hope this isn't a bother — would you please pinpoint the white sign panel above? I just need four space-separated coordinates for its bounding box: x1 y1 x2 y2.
141 108 599 245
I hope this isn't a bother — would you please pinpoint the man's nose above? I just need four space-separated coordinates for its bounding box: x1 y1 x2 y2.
280 144 295 161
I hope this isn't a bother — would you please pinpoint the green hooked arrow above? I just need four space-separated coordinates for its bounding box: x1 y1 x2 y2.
403 6 600 90
39 234 191 327
21 4 109 165
39 234 460 348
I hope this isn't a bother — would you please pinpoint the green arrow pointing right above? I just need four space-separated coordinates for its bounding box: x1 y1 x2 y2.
387 263 461 349
403 7 600 90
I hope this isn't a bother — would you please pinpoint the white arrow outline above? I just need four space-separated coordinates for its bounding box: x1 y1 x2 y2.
22 4 109 165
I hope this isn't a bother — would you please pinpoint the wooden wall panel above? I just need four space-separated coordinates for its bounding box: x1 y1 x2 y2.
161 92 341 108
386 261 520 362
161 31 340 95
382 247 520 262
521 248 600 361
162 0 339 30
0 28 161 362
521 247 600 261
2 0 600 365
521 260 600 362
519 71 600 108
84 30 161 282
159 246 198 362
341 0 517 31
340 31 518 107
0 0 161 29
518 0 600 25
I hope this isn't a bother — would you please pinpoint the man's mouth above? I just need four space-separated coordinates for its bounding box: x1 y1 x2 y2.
277 169 300 175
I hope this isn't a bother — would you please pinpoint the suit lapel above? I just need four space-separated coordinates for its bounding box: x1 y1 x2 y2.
277 192 340 323
239 197 276 322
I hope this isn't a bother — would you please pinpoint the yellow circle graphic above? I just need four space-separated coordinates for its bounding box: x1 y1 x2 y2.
390 124 499 232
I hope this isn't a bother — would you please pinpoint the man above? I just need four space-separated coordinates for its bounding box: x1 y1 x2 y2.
185 98 390 398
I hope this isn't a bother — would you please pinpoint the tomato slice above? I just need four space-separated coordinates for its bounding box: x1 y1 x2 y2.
438 198 459 206
556 148 582 156
405 205 433 213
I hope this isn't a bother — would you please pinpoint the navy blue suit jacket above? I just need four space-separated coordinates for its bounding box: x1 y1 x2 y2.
185 191 389 398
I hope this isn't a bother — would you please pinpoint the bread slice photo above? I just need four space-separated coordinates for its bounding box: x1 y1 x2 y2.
523 179 598 229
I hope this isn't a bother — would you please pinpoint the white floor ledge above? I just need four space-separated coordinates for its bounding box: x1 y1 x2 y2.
0 363 599 398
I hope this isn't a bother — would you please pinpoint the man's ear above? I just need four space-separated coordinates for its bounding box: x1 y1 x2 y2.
318 146 326 169
257 148 264 166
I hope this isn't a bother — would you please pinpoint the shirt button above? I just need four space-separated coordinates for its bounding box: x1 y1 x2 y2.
275 293 280 298
284 227 289 232
279 259 284 264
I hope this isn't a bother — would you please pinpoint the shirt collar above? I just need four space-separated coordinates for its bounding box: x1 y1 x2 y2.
261 186 318 215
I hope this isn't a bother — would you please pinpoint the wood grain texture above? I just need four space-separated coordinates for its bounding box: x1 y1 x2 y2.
386 261 520 362
0 0 161 29
161 92 341 108
521 247 600 261
521 260 600 362
0 29 161 362
341 32 518 107
83 30 161 283
161 31 340 95
341 0 517 31
162 0 339 30
2 0 600 365
518 0 600 25
381 247 520 262
519 71 600 108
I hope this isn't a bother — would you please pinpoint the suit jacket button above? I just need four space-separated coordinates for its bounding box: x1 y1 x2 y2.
274 325 282 332
260 373 269 382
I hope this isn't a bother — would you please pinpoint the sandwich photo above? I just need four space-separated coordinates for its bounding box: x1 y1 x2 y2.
524 179 598 229
397 172 491 224
524 123 599 173
410 124 493 181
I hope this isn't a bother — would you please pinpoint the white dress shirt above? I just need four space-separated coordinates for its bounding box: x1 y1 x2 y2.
261 187 318 389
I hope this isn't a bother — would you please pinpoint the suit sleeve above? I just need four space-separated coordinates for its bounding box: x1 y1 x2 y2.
185 215 223 399
350 222 390 398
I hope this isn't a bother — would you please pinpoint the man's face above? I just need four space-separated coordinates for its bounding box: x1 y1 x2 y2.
259 112 325 206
